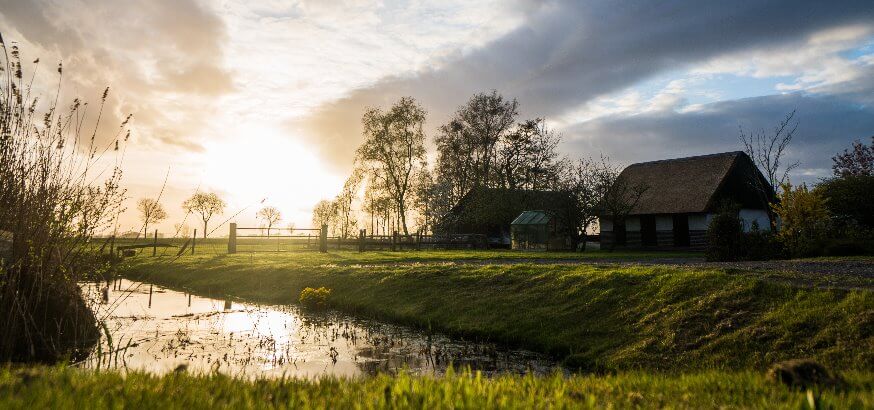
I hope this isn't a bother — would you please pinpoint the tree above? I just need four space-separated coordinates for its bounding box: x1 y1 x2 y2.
497 118 564 190
832 137 874 177
312 199 336 231
356 97 427 236
559 156 619 250
182 192 226 239
600 169 649 251
739 109 800 228
173 223 192 238
136 198 167 237
256 206 282 238
816 175 874 233
435 91 518 209
772 182 830 257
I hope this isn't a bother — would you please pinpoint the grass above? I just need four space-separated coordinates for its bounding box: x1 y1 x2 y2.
2 366 872 409
122 250 874 372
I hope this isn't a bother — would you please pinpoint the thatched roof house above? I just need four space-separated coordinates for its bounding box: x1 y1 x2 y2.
434 188 576 248
600 151 774 250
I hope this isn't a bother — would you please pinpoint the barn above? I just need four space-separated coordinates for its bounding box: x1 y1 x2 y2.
434 188 577 248
599 151 775 250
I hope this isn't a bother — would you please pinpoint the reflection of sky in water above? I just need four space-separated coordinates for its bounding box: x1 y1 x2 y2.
80 280 558 379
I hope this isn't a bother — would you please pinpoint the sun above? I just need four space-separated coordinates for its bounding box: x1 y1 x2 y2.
197 128 343 227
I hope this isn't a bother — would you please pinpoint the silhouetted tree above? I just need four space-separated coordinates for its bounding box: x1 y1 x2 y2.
356 97 427 236
183 192 226 238
137 198 167 237
256 206 282 237
559 156 620 250
312 199 335 231
739 109 800 228
435 91 518 209
832 137 874 177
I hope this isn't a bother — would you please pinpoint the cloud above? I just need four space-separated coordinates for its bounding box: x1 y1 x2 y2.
294 0 874 169
562 85 874 182
0 0 234 151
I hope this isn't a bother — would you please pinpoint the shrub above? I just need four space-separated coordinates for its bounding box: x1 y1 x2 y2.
742 226 784 261
706 205 744 261
817 175 874 235
299 287 331 309
772 183 830 258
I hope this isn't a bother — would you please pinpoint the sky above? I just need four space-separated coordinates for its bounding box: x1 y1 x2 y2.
1 0 872 236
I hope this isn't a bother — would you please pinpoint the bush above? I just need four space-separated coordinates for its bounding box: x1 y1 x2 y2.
742 226 785 261
299 287 331 309
772 183 830 258
706 206 744 261
817 175 874 236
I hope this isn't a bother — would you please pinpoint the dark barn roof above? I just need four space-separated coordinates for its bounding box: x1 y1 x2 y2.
435 188 575 238
610 151 774 215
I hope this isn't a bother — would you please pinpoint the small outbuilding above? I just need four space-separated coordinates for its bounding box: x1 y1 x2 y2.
510 210 573 251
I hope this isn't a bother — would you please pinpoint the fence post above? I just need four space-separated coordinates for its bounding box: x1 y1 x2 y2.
228 223 237 254
391 230 398 251
152 229 158 256
358 229 365 252
319 224 328 253
192 229 197 255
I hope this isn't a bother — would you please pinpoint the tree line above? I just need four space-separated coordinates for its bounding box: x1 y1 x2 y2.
312 91 628 244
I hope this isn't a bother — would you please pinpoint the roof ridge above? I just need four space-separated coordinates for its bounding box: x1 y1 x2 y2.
627 151 744 167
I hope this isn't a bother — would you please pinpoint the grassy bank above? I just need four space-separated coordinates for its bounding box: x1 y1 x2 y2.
122 251 874 371
2 367 872 409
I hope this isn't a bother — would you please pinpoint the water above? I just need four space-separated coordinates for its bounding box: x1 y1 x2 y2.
80 279 558 378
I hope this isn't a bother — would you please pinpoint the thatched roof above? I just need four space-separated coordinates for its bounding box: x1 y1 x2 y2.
612 151 773 215
434 188 574 237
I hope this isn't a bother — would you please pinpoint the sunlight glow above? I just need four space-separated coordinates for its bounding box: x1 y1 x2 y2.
197 129 343 227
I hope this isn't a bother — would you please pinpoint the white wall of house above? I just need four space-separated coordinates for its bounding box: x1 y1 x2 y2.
739 208 771 232
625 216 641 232
655 216 673 231
691 214 710 231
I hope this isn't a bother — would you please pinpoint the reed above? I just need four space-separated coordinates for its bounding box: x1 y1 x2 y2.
0 36 129 362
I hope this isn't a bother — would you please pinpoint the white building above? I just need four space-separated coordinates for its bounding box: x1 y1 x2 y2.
599 151 774 250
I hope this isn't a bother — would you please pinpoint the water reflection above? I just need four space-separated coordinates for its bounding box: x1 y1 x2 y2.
80 279 558 379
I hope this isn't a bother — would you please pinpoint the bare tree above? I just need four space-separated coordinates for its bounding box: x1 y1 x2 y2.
137 198 167 237
739 109 800 193
357 97 427 236
256 206 282 238
182 192 226 239
174 223 192 238
560 156 621 250
739 109 800 228
334 172 362 239
600 169 649 251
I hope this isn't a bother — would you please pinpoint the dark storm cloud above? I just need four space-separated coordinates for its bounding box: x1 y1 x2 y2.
563 88 874 182
296 0 874 168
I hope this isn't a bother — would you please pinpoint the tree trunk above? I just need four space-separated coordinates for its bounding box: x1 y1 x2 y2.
203 221 208 239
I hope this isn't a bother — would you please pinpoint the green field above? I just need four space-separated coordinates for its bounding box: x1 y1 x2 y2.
2 367 871 409
122 250 874 371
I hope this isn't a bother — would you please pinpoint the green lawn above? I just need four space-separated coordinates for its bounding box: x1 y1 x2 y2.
121 251 874 372
2 367 871 409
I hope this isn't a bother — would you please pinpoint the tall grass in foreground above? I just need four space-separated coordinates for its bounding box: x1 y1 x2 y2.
0 367 871 409
0 35 129 362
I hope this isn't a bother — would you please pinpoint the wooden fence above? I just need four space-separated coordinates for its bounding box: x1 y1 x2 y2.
227 224 489 254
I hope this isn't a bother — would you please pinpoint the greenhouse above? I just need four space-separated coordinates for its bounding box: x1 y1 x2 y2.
510 210 572 251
